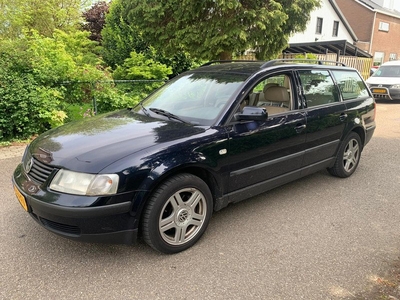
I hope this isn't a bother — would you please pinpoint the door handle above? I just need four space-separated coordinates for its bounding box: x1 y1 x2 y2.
340 113 348 121
295 124 306 133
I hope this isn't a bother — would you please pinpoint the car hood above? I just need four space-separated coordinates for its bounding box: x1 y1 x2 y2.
366 77 400 85
29 109 207 173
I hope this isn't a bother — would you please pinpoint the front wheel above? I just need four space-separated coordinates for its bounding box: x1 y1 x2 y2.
142 173 213 254
328 132 362 178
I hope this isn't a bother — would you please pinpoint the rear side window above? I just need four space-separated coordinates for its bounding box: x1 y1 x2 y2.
298 70 339 107
331 70 369 100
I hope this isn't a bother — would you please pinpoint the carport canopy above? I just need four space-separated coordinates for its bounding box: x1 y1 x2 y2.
284 40 372 58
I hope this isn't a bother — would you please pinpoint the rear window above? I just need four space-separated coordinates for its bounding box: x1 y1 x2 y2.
331 70 369 101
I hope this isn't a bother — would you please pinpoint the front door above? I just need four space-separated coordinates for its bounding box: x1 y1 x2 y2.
226 71 307 202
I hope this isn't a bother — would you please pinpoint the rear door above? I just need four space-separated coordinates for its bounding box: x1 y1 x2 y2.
296 69 347 176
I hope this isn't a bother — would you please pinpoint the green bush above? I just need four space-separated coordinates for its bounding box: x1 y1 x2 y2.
0 30 181 142
0 30 129 141
0 51 64 140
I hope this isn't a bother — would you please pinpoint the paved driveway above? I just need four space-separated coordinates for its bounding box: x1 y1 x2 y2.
1 102 400 299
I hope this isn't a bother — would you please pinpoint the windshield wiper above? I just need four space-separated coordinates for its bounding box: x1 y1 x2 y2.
140 102 150 117
149 108 190 124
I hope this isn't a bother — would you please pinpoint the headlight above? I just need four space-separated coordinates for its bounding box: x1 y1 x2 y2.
390 84 400 89
49 169 119 196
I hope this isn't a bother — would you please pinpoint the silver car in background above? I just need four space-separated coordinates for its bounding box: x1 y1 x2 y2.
366 60 400 100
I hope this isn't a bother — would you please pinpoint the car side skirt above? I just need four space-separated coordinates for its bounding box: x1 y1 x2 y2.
214 157 335 211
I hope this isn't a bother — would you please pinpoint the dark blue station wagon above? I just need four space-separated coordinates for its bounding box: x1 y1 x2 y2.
13 60 376 253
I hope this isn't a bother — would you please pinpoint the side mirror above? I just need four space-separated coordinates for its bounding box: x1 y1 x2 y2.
234 106 268 121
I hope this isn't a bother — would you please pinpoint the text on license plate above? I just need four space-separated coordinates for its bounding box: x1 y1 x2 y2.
14 185 28 211
372 88 387 94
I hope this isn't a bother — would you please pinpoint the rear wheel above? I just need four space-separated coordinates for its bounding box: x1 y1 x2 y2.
328 132 362 178
142 173 213 254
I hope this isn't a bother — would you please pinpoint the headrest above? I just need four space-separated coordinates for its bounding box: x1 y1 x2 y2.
263 83 279 93
264 86 290 102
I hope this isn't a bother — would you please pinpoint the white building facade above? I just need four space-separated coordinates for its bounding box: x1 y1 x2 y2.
289 0 357 44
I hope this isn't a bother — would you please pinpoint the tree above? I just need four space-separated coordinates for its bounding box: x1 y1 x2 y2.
0 0 91 38
113 51 172 80
101 0 149 69
121 0 321 60
102 0 193 76
82 1 109 43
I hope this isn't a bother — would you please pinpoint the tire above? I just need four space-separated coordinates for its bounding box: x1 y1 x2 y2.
142 173 213 254
328 132 362 178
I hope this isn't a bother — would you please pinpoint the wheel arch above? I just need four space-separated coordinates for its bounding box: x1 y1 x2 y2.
350 125 365 149
133 165 222 231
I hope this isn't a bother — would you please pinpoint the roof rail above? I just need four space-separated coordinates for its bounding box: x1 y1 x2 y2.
200 60 260 67
260 59 346 68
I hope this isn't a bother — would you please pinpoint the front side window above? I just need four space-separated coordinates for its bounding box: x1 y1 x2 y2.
298 70 338 107
332 70 369 100
243 73 293 115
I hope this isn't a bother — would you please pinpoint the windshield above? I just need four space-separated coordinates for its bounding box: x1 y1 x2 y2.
372 65 400 78
133 72 247 125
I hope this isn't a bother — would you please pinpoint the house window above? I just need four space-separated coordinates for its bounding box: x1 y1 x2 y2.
373 52 385 66
332 21 339 37
389 53 397 61
316 18 323 34
378 22 389 32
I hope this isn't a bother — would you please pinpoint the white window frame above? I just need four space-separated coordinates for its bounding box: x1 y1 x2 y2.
332 21 339 37
378 22 389 32
389 53 397 61
316 17 323 34
374 52 385 66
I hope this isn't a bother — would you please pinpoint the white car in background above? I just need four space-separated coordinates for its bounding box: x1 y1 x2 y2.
366 60 400 100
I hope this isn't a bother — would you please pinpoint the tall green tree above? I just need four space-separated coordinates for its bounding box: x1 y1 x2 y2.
0 0 91 38
101 0 149 69
102 0 193 76
121 0 320 60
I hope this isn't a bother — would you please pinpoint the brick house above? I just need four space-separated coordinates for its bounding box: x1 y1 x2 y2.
336 0 400 65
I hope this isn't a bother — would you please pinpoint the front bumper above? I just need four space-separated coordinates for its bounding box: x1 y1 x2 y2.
12 163 138 244
370 86 400 100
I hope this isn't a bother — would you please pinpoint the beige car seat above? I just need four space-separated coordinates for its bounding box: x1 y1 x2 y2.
261 86 290 114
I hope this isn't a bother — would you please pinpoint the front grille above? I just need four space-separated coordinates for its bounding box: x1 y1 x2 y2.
373 94 390 99
39 217 81 236
27 158 55 184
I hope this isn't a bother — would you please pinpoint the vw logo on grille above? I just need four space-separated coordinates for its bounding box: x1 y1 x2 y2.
25 158 34 173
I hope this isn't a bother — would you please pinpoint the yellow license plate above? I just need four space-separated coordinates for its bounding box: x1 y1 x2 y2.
372 88 387 94
14 185 28 212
